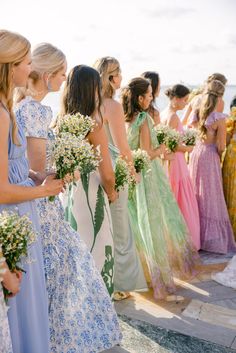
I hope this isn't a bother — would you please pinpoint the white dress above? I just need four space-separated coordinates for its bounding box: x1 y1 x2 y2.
17 97 122 353
0 249 13 353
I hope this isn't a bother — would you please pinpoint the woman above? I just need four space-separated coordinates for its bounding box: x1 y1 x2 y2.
60 65 117 296
122 77 198 300
16 44 122 352
184 73 227 126
94 56 147 299
161 84 200 250
189 80 236 254
223 96 236 238
0 30 63 353
141 71 161 125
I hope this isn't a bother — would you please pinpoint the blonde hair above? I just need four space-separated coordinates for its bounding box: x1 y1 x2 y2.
207 73 227 85
15 43 66 103
0 29 30 144
198 80 225 138
94 56 120 98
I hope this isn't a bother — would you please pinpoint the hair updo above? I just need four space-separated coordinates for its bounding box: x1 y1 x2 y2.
165 84 190 99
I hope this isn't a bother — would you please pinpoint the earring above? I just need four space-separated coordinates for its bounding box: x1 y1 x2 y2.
46 79 52 92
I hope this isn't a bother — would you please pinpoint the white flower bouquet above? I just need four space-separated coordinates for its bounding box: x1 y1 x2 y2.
115 156 131 192
165 129 180 152
132 149 151 173
154 124 170 145
0 210 36 298
48 133 101 201
55 112 95 139
181 127 198 146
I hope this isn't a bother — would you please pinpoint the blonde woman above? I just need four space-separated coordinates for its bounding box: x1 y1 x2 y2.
94 57 147 299
183 73 227 126
0 30 64 353
189 80 236 253
15 46 121 352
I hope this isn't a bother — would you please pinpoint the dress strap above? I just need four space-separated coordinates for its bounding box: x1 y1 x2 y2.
134 111 148 128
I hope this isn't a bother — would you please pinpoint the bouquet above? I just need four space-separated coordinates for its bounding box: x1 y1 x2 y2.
128 149 151 198
115 156 131 192
48 133 101 201
154 124 170 145
165 129 180 152
0 210 36 298
181 127 198 146
132 149 151 173
55 112 94 139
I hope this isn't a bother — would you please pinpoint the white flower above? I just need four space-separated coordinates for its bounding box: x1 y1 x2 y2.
55 113 94 139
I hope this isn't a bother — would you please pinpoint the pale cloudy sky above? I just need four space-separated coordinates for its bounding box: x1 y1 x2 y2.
1 0 236 85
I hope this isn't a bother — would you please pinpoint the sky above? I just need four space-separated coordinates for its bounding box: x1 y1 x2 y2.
1 0 236 85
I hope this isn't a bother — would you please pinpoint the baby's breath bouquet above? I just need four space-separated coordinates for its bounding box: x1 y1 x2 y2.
154 124 170 145
132 149 151 173
55 112 94 139
128 149 151 198
48 133 101 201
181 127 198 146
165 129 180 152
0 210 36 298
115 156 131 192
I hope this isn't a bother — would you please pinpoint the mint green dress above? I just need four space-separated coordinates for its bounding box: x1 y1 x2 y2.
104 123 147 292
127 112 198 299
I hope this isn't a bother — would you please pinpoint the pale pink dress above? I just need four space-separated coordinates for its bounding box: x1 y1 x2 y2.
168 118 201 250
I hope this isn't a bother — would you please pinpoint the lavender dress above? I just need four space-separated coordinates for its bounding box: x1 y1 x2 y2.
189 112 236 254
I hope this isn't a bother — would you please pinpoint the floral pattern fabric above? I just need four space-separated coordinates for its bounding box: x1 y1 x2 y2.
17 97 121 353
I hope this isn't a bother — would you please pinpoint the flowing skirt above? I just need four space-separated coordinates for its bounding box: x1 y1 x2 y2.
128 158 199 299
189 143 236 254
168 151 200 250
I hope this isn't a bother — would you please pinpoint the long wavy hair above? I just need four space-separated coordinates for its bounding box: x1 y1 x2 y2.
121 77 150 122
60 65 103 126
0 30 30 144
93 56 120 98
198 80 225 139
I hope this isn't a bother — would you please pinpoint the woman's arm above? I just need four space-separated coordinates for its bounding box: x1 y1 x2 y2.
26 137 47 173
0 109 63 203
167 114 193 153
140 119 165 160
182 104 192 126
216 118 226 156
88 124 117 202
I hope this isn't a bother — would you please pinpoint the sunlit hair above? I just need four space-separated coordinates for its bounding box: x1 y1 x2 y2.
0 29 30 144
165 84 190 99
198 80 225 139
206 73 227 85
60 65 103 127
15 42 66 103
94 56 120 98
121 77 150 122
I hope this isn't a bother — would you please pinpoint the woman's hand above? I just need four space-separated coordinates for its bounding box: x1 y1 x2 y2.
163 151 175 161
41 174 64 196
108 190 118 203
2 270 21 297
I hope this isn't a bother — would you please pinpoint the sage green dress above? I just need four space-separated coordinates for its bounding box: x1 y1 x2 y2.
104 123 147 292
127 112 199 299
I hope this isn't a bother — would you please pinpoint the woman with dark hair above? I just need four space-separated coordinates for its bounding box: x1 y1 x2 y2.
60 65 118 296
141 71 161 125
122 77 198 300
189 80 236 253
161 84 200 250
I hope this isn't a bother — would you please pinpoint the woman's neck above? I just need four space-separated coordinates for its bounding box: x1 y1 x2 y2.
28 81 48 102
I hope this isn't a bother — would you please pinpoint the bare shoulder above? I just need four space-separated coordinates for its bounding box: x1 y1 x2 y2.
169 112 179 123
103 98 123 115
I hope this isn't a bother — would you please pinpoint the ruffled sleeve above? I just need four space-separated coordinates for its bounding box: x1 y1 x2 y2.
205 112 227 127
188 111 199 124
17 98 52 139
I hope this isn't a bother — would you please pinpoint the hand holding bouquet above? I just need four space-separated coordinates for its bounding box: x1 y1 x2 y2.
181 127 198 146
128 149 151 198
165 129 180 152
0 210 36 299
115 156 131 192
154 124 170 145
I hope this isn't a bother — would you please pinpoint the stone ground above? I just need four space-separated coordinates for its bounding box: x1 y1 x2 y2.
104 251 236 353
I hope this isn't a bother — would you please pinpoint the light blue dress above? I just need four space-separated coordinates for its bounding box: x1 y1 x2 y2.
17 97 122 353
0 106 50 352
